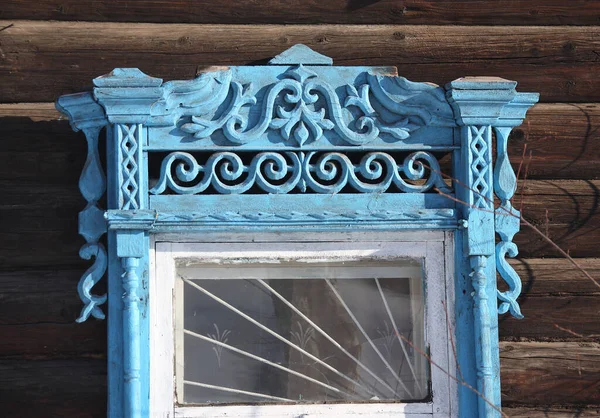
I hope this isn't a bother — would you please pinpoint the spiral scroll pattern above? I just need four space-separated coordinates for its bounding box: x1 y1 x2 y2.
150 151 450 195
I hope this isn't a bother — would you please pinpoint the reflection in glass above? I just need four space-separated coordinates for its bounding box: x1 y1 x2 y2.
176 260 428 405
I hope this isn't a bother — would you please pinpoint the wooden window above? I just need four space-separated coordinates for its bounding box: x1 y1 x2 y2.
57 44 538 417
151 233 456 417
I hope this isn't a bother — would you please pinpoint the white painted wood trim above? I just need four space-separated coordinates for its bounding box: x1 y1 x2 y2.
444 231 459 417
426 241 451 416
151 234 456 418
151 240 175 417
154 230 445 244
175 403 434 417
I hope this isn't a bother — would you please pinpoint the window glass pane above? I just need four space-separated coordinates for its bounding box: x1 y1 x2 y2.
176 260 428 405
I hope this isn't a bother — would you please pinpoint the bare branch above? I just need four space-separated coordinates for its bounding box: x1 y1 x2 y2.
396 333 509 418
554 324 600 339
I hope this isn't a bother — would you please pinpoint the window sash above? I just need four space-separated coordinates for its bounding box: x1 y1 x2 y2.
150 232 456 417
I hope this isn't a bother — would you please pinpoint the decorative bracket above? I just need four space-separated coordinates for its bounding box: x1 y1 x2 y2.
56 93 108 322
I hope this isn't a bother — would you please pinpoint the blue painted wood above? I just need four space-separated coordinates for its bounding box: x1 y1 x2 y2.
55 45 539 417
150 150 450 195
268 43 334 65
447 77 538 417
55 94 108 322
116 230 146 418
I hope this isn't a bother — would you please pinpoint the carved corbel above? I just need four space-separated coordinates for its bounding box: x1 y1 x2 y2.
56 93 109 322
493 126 523 318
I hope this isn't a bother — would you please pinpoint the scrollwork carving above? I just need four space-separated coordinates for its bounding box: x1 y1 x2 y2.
149 151 450 195
495 239 523 318
494 126 524 319
180 65 454 146
77 243 108 322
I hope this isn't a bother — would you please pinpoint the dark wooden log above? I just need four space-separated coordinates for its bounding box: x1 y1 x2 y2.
510 258 600 296
0 358 106 417
500 342 600 405
1 1 599 26
499 295 600 340
504 407 600 417
0 322 106 357
513 180 600 258
510 103 600 180
1 22 599 102
0 269 106 356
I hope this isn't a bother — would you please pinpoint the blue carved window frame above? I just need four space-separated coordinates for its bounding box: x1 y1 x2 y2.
56 45 538 418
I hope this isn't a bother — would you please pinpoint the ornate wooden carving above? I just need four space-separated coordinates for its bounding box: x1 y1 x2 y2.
56 45 538 418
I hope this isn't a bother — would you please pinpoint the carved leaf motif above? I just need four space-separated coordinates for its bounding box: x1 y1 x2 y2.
179 66 454 146
295 122 310 146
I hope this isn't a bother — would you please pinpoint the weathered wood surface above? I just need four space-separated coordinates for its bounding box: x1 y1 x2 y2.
500 342 600 406
500 259 600 341
504 406 600 417
510 258 600 296
1 22 600 103
1 343 598 415
499 295 600 341
3 102 600 180
0 270 106 356
2 1 599 26
514 180 600 258
0 358 106 418
511 103 600 180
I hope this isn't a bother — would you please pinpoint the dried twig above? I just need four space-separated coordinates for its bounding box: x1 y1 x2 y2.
554 324 600 339
520 217 600 290
425 160 600 291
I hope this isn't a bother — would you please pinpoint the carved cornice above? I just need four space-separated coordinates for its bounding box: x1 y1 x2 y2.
446 77 539 126
178 65 456 147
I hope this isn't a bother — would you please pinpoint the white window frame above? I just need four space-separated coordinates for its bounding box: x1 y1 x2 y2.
150 231 457 418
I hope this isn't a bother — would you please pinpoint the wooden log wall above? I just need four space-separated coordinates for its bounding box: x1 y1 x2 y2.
1 2 599 416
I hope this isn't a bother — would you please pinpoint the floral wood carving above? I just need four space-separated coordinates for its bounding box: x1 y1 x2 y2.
179 65 455 147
